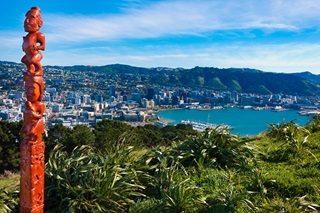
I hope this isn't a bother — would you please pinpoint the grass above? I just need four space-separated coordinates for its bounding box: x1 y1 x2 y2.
249 127 320 204
0 171 19 190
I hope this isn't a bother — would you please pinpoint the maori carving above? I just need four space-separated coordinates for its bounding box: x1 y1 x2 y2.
20 6 45 213
21 6 45 76
21 76 45 142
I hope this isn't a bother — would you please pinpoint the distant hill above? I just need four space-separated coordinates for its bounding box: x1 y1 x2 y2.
153 66 319 95
293 71 320 84
76 64 317 96
228 68 264 73
1 61 319 96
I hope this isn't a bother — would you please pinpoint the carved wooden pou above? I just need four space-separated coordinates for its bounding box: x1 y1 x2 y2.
20 6 45 213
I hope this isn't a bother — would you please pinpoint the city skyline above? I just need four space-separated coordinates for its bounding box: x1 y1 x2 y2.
1 0 320 73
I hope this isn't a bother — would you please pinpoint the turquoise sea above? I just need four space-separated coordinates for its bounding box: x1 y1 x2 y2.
156 107 311 136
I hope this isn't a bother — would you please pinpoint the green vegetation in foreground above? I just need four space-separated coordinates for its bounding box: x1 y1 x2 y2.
0 117 320 212
0 172 19 190
0 171 19 213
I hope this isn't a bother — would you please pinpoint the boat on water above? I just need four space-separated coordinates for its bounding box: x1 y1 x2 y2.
271 106 289 112
180 120 232 132
298 110 320 117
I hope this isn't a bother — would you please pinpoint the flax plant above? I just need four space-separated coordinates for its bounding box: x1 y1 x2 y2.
0 189 19 213
267 121 315 161
172 126 254 169
45 144 151 213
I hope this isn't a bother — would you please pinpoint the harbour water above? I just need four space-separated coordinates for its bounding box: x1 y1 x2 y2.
156 107 311 136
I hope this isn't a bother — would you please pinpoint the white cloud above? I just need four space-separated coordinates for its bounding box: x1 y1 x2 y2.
3 0 320 74
0 31 22 47
0 31 25 62
43 0 320 44
198 43 320 73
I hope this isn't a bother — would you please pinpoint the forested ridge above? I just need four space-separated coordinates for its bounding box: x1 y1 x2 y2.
1 61 320 96
1 118 320 212
58 63 320 95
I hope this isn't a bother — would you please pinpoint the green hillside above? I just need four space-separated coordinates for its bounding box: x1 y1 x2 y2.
59 64 320 96
1 118 320 212
159 66 319 95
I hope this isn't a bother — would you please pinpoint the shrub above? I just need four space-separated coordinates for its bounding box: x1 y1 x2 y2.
193 168 249 213
306 114 320 133
266 121 314 161
0 188 19 213
150 158 204 212
262 195 320 213
170 127 254 169
45 144 151 212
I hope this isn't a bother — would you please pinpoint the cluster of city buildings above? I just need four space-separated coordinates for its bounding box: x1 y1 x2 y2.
1 62 320 128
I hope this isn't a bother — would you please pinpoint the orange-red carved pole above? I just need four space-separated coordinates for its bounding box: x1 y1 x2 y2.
20 6 45 213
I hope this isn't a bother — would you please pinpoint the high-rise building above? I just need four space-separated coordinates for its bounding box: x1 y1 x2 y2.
141 98 149 108
232 91 239 102
132 92 142 103
149 99 155 108
109 85 116 97
172 96 180 105
46 88 57 98
146 88 154 100
43 92 51 102
94 95 103 103
82 94 91 104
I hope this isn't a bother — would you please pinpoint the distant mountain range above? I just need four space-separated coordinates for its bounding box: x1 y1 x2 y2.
62 64 319 95
1 61 319 96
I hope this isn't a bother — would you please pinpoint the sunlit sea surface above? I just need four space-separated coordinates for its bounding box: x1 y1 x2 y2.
156 107 311 136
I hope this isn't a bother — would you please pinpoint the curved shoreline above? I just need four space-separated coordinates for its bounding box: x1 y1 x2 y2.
154 108 310 136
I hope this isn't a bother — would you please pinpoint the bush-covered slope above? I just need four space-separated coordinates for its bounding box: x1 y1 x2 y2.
1 118 320 212
60 64 320 95
1 61 319 96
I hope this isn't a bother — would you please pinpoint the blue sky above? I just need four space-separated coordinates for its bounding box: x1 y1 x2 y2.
2 0 320 73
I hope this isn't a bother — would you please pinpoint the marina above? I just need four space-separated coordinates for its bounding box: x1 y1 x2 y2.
180 120 231 132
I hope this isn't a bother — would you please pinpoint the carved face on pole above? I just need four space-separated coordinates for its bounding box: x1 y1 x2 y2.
26 83 40 103
24 76 44 103
24 7 43 33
